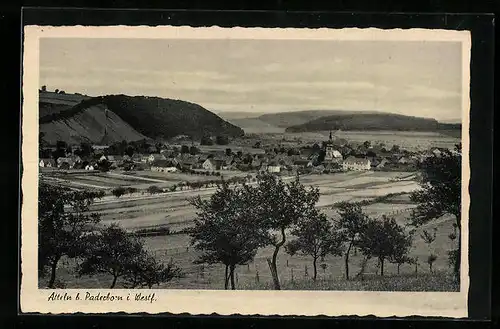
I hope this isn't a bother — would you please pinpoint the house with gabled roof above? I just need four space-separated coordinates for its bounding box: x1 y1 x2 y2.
342 156 371 171
266 161 281 173
39 158 56 168
148 153 166 163
151 160 179 173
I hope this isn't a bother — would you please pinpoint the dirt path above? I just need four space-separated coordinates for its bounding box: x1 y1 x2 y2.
107 172 170 183
41 176 109 189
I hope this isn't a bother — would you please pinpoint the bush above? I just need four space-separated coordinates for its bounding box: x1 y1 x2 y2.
112 187 127 198
134 226 171 237
147 185 163 194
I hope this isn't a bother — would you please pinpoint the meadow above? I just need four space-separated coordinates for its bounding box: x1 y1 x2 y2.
39 170 459 291
233 130 460 152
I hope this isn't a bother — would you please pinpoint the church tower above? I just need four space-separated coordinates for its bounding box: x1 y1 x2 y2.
324 131 335 161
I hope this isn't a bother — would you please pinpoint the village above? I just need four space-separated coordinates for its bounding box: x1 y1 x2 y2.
39 132 451 179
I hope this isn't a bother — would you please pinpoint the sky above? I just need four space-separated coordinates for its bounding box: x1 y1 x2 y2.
39 38 463 122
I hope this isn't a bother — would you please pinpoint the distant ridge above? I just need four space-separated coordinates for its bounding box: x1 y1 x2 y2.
285 112 461 133
257 110 381 128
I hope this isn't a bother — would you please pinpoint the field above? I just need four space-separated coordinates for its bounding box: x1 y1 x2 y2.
40 169 459 291
233 130 460 152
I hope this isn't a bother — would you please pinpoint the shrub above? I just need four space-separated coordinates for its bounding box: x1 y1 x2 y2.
112 187 127 198
147 185 163 195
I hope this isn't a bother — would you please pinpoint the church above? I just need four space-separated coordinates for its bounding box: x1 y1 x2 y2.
323 131 343 163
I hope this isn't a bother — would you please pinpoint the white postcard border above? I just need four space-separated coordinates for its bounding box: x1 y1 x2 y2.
21 25 471 317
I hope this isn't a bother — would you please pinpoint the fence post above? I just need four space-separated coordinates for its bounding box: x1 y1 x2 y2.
291 268 294 282
304 265 308 279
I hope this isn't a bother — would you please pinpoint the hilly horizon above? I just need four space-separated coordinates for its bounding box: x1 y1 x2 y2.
285 113 461 133
39 91 244 145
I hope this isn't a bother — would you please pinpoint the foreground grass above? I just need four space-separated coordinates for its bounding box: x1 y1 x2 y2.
240 271 459 292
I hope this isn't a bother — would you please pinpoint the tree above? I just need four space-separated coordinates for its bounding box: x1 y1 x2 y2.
286 210 344 281
216 135 229 145
410 144 461 280
98 159 112 172
188 181 267 289
357 216 411 276
181 145 190 154
420 229 438 273
201 135 214 145
389 231 414 275
124 252 182 288
363 141 371 149
247 173 320 290
189 146 200 155
78 142 93 157
41 85 47 92
225 148 232 156
112 187 127 198
147 185 163 194
391 144 400 153
77 224 145 288
38 184 105 288
253 141 261 149
335 202 369 280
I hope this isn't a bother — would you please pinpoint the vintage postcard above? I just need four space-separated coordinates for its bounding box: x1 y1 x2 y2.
21 25 471 317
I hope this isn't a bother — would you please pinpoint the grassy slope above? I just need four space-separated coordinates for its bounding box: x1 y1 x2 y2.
39 92 245 144
40 103 148 145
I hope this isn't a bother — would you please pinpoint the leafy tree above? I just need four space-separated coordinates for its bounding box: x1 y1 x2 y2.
363 141 371 149
286 210 344 281
147 185 163 194
38 184 104 288
391 144 401 153
55 140 67 154
125 145 135 157
124 252 183 288
216 135 229 145
41 85 47 91
189 146 200 155
201 135 214 145
253 141 261 148
98 159 112 172
410 144 461 281
181 145 190 154
225 148 232 156
188 181 267 289
112 187 127 198
247 173 320 290
77 224 144 288
78 142 93 157
357 216 411 276
335 201 369 280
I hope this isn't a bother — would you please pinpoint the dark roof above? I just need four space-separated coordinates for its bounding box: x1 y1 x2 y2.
151 160 177 167
343 156 370 165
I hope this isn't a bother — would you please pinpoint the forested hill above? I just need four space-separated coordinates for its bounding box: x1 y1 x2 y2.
285 113 461 133
39 93 244 144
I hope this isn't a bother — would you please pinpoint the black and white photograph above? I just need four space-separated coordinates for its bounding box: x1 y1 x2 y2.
21 25 471 316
